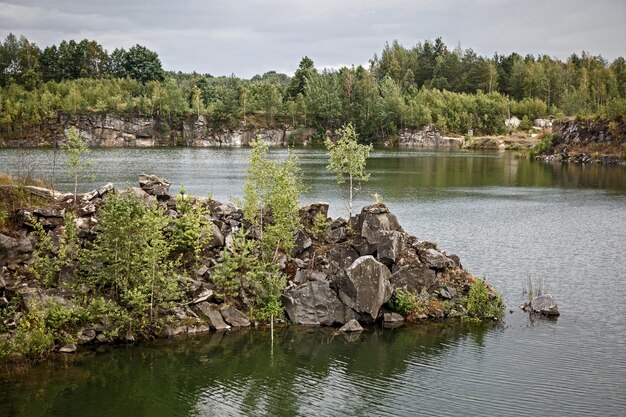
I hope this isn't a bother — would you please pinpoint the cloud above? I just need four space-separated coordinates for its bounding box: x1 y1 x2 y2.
0 0 624 78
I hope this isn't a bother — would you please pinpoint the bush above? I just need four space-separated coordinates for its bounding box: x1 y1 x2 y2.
80 192 180 327
170 187 211 267
463 278 503 320
528 134 555 158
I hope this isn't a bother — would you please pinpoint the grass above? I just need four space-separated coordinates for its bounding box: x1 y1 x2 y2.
0 173 52 234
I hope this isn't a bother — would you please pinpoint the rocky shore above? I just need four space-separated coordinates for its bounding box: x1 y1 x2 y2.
536 118 626 165
0 175 503 361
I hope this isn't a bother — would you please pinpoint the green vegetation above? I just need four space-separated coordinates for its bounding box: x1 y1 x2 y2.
325 123 373 217
464 279 504 320
243 137 303 258
170 187 211 268
1 34 624 143
387 289 445 319
61 126 90 203
528 134 555 158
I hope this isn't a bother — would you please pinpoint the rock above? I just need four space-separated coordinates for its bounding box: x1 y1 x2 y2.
383 312 404 323
530 294 560 316
203 222 224 248
298 202 329 231
163 325 187 337
326 243 360 272
122 187 157 206
338 256 393 322
17 287 73 314
291 231 312 257
419 248 447 269
187 324 211 335
390 264 436 293
58 344 77 353
356 205 403 244
193 302 231 330
97 182 115 197
138 174 171 199
78 329 96 344
376 231 403 265
212 203 240 219
190 288 213 304
96 333 111 343
326 227 347 244
33 208 65 218
339 319 363 332
195 264 209 277
219 305 251 327
0 296 8 308
0 233 33 266
282 280 350 326
436 285 458 300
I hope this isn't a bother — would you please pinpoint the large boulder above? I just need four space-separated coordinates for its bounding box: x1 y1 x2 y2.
282 280 350 326
337 256 392 322
219 305 251 327
354 204 403 244
390 264 436 293
193 302 231 330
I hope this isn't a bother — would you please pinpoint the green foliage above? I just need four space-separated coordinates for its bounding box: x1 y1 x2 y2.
463 278 504 320
311 211 330 238
528 134 555 158
81 192 180 325
519 115 532 131
387 288 444 319
30 212 78 287
62 126 90 202
170 187 211 267
243 137 303 258
325 123 373 217
210 228 286 322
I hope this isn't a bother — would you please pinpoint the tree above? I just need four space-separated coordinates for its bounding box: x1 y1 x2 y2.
62 126 90 204
110 45 164 82
243 136 303 258
286 56 317 99
325 123 373 217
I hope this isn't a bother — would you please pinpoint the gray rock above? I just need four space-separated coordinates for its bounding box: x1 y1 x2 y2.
58 344 77 353
390 264 436 293
33 208 65 218
531 294 560 316
195 264 209 277
78 329 96 344
0 233 33 266
419 248 447 269
383 312 404 323
339 319 363 332
291 231 312 257
191 288 213 304
0 296 8 308
282 280 348 326
163 325 187 337
203 222 224 248
326 243 360 272
436 285 458 300
338 256 393 322
376 230 404 265
187 324 211 335
326 227 347 244
138 174 171 199
193 302 231 330
220 305 251 327
357 205 403 244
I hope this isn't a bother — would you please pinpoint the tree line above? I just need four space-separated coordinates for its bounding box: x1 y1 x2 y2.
1 33 624 141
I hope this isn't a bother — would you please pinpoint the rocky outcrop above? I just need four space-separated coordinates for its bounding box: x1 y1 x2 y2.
398 125 463 148
0 113 318 148
0 175 501 361
538 118 626 165
526 294 560 317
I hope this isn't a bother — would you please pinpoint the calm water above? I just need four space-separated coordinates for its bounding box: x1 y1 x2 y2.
1 147 625 416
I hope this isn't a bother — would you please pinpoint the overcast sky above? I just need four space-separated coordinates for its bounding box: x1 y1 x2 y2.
1 0 624 78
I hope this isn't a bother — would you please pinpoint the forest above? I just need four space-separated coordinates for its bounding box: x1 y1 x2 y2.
1 33 625 140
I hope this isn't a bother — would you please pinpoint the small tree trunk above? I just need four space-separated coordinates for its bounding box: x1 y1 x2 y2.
349 172 353 218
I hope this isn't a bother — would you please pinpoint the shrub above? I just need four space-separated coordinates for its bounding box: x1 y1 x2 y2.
463 278 503 320
528 134 555 158
80 192 180 327
170 187 211 267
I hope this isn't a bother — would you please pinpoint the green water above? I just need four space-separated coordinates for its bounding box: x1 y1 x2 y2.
1 148 625 416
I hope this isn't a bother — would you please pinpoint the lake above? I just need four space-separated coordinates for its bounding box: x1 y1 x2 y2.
1 147 625 416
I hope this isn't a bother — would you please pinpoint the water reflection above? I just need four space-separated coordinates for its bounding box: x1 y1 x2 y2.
1 321 499 417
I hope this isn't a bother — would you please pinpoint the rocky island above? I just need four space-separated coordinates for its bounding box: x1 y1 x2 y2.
0 174 503 363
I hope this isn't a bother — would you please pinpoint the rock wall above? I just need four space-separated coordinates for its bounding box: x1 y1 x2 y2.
541 118 626 165
0 113 317 148
398 125 463 148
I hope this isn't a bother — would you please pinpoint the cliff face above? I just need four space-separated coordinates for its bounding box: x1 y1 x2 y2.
542 118 626 165
0 113 464 149
0 113 317 148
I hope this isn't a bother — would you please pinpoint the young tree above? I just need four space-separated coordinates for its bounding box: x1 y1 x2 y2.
62 126 90 204
243 136 303 258
325 123 373 217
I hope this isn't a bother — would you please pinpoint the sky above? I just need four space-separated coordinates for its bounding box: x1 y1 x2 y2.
0 0 624 78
